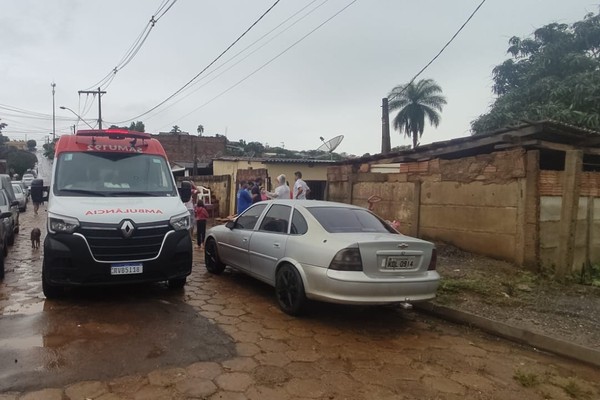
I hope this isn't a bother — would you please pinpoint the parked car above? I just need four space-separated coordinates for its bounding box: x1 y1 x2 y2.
22 173 35 189
0 208 12 280
11 183 27 212
0 175 19 246
12 180 29 200
204 199 439 315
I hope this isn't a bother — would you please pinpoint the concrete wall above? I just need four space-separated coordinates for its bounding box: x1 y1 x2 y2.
176 175 230 218
327 149 530 263
539 169 600 271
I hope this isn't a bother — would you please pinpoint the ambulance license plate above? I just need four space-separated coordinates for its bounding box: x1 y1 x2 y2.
110 263 143 275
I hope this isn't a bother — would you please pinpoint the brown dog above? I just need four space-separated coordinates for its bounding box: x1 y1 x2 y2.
31 228 41 249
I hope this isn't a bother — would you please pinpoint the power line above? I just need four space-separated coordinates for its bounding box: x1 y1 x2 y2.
389 0 488 101
161 0 358 128
81 0 179 91
113 0 282 124
136 0 329 123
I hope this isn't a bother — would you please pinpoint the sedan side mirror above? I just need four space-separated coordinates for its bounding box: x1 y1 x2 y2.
10 200 19 207
0 211 12 219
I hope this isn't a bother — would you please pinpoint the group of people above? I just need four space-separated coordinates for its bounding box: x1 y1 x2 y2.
183 182 210 248
236 171 310 214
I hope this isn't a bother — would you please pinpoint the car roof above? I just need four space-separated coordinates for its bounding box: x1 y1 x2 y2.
262 199 363 210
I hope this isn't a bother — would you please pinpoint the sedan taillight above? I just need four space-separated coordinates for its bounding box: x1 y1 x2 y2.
428 248 437 271
329 247 363 271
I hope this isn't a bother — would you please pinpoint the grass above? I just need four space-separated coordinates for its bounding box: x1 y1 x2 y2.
513 369 539 388
562 380 592 399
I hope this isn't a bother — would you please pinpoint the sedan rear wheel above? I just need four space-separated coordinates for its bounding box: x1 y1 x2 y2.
205 239 226 274
275 264 307 316
0 250 5 280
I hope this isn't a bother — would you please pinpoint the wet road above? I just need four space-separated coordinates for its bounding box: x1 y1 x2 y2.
1 207 600 398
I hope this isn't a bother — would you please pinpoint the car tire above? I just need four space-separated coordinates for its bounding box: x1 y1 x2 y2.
42 261 64 299
0 250 4 280
2 240 7 257
168 277 186 289
275 264 307 316
205 239 226 274
7 232 14 246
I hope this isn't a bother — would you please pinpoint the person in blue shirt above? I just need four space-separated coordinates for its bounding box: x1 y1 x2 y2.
236 180 252 214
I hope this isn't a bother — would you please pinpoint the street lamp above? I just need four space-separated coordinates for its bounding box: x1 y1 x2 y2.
59 106 94 130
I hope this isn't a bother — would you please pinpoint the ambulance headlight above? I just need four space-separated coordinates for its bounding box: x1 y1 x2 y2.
48 216 80 234
170 213 190 231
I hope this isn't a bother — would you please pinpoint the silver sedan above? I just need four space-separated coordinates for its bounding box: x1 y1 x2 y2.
204 200 440 315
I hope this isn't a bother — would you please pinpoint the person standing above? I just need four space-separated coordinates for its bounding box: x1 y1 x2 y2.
265 174 290 199
195 199 209 248
293 171 310 199
236 181 252 214
251 177 263 203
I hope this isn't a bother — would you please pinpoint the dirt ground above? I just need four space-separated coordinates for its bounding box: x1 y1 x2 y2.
433 243 600 351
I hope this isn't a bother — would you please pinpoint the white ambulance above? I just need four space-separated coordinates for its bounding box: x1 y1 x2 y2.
42 129 193 298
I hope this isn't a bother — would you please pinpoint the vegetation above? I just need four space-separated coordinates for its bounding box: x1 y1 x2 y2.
129 121 145 132
387 78 447 148
197 124 204 136
471 11 600 134
43 140 57 160
513 370 539 388
26 139 36 150
0 119 38 173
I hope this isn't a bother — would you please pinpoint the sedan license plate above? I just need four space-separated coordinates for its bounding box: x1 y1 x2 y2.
384 256 415 270
110 263 143 275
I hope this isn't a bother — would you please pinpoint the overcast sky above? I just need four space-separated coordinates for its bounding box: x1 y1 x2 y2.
1 0 597 156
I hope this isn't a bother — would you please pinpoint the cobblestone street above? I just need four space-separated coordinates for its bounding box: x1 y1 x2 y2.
1 209 599 400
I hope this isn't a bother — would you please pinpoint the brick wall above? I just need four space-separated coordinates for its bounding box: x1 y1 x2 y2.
155 135 227 163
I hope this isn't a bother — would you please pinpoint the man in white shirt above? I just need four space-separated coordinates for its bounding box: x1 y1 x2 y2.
293 171 310 199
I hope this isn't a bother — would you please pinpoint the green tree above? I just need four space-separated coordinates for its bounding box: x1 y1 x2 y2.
197 124 204 136
471 11 600 134
27 139 37 150
0 119 9 145
129 121 145 132
170 125 182 133
388 78 447 148
43 140 57 160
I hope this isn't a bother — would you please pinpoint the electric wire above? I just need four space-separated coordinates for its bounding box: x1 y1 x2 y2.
138 0 328 123
389 0 488 101
161 0 358 128
112 0 282 124
81 0 178 91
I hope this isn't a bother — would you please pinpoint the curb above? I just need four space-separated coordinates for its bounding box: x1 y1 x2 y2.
414 302 600 368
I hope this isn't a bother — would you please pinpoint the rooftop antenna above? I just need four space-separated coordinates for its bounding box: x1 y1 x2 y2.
317 135 344 159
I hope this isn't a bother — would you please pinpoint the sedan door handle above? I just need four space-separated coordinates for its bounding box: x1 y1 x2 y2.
273 243 280 248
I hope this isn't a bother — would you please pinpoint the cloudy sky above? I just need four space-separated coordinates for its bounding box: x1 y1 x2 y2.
1 0 597 156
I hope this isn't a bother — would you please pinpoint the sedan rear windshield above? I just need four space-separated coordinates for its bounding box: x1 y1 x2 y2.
307 207 396 233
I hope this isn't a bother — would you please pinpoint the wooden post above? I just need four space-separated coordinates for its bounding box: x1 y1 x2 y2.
556 150 583 279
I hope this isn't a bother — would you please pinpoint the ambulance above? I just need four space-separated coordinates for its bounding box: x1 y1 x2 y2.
42 129 193 298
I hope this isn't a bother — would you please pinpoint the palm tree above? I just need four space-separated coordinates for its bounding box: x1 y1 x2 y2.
197 124 204 136
170 125 182 134
388 78 447 148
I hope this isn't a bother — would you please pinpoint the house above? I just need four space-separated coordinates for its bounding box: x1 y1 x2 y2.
327 120 600 274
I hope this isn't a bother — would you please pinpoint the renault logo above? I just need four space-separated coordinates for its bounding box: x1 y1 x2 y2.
120 220 135 238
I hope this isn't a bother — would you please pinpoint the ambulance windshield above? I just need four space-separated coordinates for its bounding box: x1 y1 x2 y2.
54 152 178 197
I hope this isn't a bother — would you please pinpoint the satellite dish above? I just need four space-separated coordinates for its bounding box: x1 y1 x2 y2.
317 135 344 153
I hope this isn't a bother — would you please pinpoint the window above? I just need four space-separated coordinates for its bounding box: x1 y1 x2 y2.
259 204 291 234
54 152 177 197
235 204 267 230
290 210 308 235
308 207 394 233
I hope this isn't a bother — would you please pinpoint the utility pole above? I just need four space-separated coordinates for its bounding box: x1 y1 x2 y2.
78 87 106 129
51 82 56 141
381 97 391 154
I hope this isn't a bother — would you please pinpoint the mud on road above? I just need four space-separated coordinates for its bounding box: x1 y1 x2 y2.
1 209 599 399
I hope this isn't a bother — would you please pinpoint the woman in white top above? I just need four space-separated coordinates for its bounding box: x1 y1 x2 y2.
265 174 290 199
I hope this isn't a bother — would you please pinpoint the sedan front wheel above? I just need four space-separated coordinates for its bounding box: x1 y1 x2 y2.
275 264 307 316
205 239 226 274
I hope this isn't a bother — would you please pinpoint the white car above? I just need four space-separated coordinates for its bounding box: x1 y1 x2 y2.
11 183 26 212
204 199 439 315
22 173 35 189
